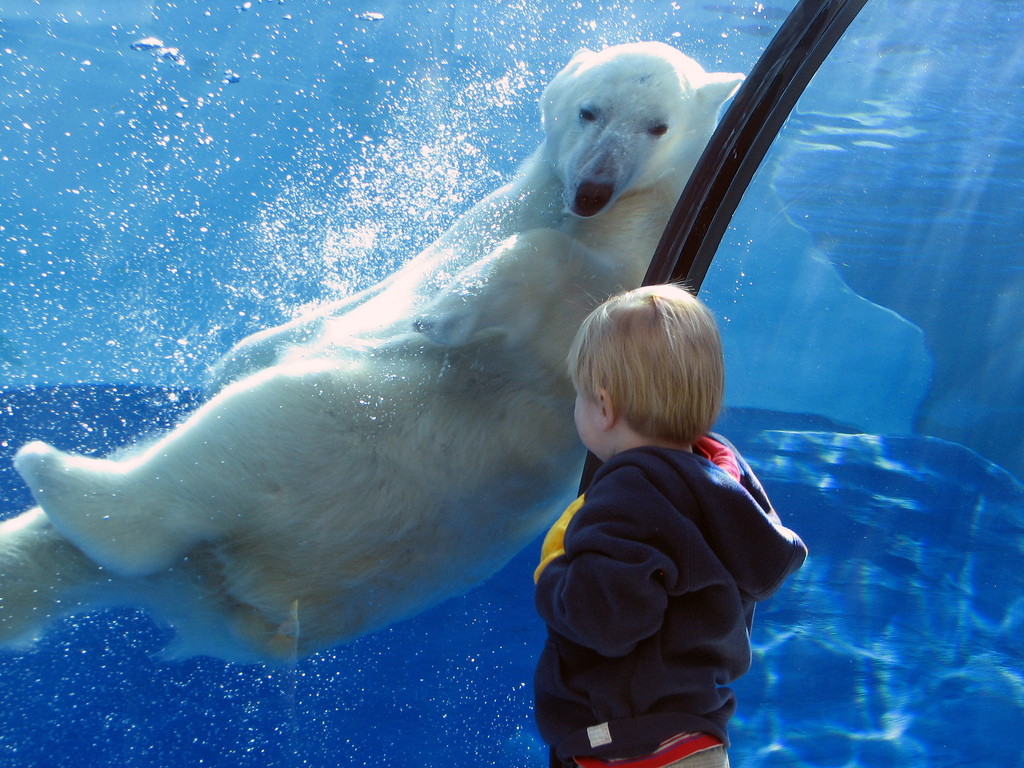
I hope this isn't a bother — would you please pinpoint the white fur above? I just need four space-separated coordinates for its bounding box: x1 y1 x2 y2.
3 43 742 662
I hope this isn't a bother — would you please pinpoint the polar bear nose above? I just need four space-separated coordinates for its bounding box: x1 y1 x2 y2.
572 181 615 217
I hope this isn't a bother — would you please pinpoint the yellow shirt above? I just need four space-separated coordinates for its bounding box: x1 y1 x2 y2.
535 493 586 583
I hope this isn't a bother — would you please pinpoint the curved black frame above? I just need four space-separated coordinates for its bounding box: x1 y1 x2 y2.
646 0 870 290
577 0 870 493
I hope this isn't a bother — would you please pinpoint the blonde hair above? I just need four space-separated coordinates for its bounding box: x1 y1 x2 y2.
568 284 724 444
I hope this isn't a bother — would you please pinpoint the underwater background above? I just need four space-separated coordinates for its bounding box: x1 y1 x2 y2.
2 0 1023 765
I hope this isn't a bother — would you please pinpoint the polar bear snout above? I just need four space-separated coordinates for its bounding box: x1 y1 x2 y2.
572 181 615 217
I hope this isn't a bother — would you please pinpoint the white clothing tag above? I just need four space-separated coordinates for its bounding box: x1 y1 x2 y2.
587 722 612 748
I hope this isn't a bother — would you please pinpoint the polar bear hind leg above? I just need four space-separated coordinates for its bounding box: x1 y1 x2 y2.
13 441 198 577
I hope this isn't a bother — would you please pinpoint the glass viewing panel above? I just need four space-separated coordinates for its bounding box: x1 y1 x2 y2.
2 0 1022 766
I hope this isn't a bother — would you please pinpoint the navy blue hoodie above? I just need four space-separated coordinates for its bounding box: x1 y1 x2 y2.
534 437 806 762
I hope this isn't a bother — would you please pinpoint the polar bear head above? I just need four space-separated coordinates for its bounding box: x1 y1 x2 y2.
541 42 744 218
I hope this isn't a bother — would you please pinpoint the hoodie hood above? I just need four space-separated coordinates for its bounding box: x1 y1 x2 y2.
608 436 806 601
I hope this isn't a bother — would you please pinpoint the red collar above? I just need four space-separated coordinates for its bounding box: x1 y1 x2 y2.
693 436 741 482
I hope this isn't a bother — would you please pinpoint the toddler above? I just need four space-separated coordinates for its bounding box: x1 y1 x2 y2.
534 284 807 768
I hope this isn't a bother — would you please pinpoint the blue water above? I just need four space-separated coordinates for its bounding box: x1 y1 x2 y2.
2 389 1022 766
3 0 1024 765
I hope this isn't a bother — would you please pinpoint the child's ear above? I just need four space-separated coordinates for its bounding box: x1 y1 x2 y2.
596 388 618 430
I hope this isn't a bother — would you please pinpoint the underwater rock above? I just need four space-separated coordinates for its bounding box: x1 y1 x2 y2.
716 417 1024 767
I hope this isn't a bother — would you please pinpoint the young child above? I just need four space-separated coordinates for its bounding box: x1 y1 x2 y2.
534 284 807 768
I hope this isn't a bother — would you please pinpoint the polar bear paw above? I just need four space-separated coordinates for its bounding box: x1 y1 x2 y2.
13 441 175 577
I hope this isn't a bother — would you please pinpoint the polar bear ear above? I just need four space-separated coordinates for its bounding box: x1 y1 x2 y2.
541 48 597 127
695 71 746 112
544 48 596 93
567 47 597 66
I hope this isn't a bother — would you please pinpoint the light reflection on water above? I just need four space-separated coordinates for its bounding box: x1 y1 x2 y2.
724 423 1024 767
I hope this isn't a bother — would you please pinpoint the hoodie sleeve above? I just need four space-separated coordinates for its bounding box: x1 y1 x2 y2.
534 464 701 658
701 435 808 600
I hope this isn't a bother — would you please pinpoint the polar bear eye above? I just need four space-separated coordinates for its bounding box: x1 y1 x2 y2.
648 123 669 137
579 107 598 123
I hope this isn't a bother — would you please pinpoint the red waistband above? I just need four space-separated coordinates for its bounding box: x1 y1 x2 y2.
574 732 723 768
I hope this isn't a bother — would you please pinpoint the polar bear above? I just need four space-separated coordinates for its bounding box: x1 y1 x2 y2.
2 43 743 662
